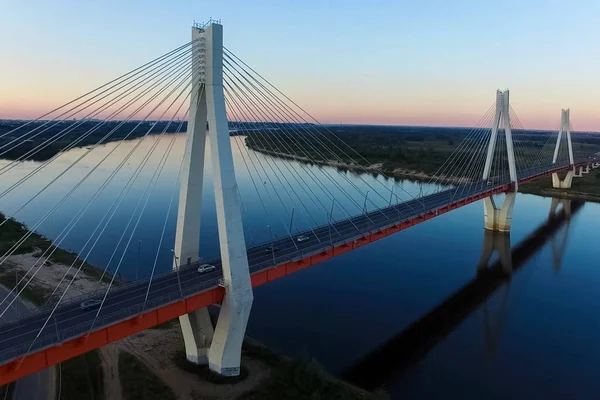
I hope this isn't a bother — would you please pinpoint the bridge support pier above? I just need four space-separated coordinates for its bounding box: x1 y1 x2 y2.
551 170 574 188
180 309 215 364
483 193 516 233
478 230 512 273
173 22 253 377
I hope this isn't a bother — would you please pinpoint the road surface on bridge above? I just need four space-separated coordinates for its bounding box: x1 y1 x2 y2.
0 286 54 400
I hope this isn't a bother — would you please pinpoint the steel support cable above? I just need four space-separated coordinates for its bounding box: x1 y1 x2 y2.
427 101 495 187
24 89 191 352
509 112 535 171
0 69 195 314
223 94 314 244
222 66 382 222
227 93 365 236
0 53 192 211
423 102 496 195
456 122 496 198
223 79 337 222
0 50 192 181
0 45 189 157
0 58 194 275
221 54 416 212
143 114 190 311
223 79 361 232
229 133 283 242
511 106 541 171
87 115 185 335
26 119 181 356
35 81 194 312
452 112 499 199
0 53 193 203
451 123 493 200
0 40 198 141
223 49 420 208
223 91 324 242
223 57 418 217
222 64 390 225
222 60 383 217
437 110 496 199
451 112 496 184
24 111 188 315
225 90 350 241
0 48 194 173
223 80 374 233
223 82 326 227
435 105 496 187
222 97 301 246
223 76 372 228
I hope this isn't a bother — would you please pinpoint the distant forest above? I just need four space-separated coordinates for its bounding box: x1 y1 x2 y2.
2 120 600 171
245 124 600 175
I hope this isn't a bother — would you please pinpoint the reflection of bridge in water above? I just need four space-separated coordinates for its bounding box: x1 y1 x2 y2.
343 198 583 390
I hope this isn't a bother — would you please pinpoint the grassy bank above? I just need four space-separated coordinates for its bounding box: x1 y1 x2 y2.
0 212 113 284
520 168 600 202
57 350 103 400
119 352 177 400
0 270 52 305
239 338 387 400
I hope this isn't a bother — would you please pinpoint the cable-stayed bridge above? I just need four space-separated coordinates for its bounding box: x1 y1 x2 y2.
0 20 598 384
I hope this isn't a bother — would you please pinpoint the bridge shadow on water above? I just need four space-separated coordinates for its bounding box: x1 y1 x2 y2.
341 198 584 391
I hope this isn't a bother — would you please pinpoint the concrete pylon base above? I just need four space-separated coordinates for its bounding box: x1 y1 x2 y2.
179 308 215 364
478 230 512 273
483 192 516 233
552 171 574 189
208 289 253 376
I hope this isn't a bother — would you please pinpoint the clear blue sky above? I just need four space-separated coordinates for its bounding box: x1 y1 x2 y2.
1 0 600 130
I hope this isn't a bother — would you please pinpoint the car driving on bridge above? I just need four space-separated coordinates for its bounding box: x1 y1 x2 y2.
197 264 216 273
297 235 310 242
80 299 102 311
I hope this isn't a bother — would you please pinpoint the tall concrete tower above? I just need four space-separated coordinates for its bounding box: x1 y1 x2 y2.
482 90 517 232
173 20 253 376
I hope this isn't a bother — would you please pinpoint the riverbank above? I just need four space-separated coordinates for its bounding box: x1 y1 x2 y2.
253 147 470 185
102 319 387 400
0 212 116 306
251 147 600 202
519 168 600 203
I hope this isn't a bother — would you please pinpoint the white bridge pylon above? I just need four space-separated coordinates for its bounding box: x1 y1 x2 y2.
173 22 253 377
551 109 576 189
482 90 517 233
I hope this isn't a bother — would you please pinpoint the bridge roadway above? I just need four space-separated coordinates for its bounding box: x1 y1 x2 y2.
0 162 587 368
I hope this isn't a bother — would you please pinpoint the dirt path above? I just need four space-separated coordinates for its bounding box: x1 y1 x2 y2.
116 327 270 399
98 345 122 400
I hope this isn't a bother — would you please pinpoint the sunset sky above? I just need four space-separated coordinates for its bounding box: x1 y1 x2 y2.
1 0 600 130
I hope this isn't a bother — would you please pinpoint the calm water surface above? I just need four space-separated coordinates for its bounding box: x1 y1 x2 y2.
1 134 599 399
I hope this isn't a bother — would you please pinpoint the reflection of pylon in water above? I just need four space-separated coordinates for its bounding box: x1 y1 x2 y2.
477 229 512 355
549 198 573 273
483 282 511 355
478 230 512 274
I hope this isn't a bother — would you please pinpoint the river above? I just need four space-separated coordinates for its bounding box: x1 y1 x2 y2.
1 133 599 399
